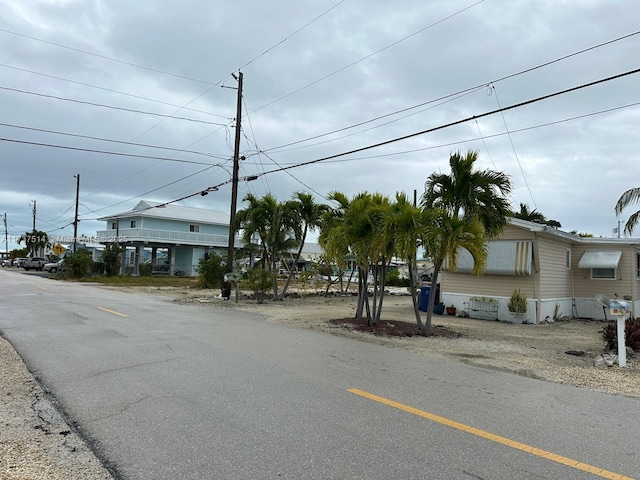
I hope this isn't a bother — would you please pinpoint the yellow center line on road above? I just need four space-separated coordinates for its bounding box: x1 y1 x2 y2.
348 388 634 480
97 307 128 318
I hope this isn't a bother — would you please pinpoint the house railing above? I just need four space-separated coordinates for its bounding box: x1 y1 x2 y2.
96 228 244 247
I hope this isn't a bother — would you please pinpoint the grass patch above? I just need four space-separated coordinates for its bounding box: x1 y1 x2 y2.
65 275 200 288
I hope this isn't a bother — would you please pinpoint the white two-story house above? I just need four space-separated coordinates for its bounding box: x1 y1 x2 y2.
97 200 239 276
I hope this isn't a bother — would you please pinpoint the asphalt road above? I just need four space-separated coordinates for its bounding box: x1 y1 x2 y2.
0 269 637 480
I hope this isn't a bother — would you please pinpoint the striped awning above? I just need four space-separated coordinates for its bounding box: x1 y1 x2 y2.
578 251 622 269
445 241 533 276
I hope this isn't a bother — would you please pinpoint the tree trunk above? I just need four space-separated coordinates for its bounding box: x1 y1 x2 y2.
374 260 390 325
278 228 307 300
423 261 442 330
408 262 423 329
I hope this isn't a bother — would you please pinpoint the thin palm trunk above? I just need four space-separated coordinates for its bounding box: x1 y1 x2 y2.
407 262 423 328
423 260 442 330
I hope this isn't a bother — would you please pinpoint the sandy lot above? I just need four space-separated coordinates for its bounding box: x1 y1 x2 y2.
1 284 638 480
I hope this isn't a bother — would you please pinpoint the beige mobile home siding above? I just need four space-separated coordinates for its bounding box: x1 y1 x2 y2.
571 245 635 301
536 234 573 298
443 224 539 299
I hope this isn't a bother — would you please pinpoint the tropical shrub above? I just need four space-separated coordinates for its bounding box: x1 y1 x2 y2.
139 263 153 277
601 318 640 351
62 250 93 278
245 268 273 304
196 252 225 289
100 244 124 276
507 289 527 313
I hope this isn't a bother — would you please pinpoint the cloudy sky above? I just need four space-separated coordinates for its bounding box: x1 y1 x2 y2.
1 0 639 251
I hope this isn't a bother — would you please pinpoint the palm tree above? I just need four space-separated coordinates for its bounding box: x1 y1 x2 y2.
420 150 512 329
421 212 487 329
615 187 640 235
380 192 424 328
422 150 512 238
18 230 50 257
513 203 562 228
278 192 329 300
320 192 392 325
234 193 299 300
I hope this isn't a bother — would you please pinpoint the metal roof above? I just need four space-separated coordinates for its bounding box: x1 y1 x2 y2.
98 200 229 225
578 250 622 269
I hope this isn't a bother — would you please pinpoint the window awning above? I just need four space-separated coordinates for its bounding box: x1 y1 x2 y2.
578 251 622 269
445 241 533 276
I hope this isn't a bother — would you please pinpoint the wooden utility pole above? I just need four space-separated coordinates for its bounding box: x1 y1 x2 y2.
31 200 36 232
73 174 80 253
3 213 7 257
226 71 243 273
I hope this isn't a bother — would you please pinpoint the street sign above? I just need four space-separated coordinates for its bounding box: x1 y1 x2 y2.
52 244 66 256
224 273 241 282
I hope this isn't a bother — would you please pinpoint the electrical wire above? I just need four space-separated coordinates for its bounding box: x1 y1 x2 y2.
0 27 218 85
0 63 231 119
489 84 537 210
119 67 640 215
0 137 219 165
261 29 640 153
0 121 230 159
0 86 231 126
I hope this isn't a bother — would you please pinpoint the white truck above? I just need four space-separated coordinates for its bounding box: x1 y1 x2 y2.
23 257 47 271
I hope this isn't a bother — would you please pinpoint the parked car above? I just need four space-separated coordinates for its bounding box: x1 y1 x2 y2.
43 259 64 273
1 258 11 267
23 257 47 271
13 258 27 267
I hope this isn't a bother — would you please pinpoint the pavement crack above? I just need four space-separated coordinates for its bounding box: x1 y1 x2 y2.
88 394 151 423
86 356 180 379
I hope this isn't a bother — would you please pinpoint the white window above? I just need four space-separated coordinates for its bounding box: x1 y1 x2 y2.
189 224 200 233
130 220 136 228
592 268 615 280
566 249 571 270
111 221 117 230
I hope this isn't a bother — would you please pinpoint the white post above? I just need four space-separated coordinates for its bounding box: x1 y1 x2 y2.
617 316 627 367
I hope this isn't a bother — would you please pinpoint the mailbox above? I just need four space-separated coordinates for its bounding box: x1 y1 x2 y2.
608 301 630 317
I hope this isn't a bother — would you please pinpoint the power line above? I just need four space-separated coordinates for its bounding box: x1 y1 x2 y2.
0 121 229 159
125 67 640 215
0 27 217 85
0 137 219 165
237 0 347 71
252 0 486 113
261 29 640 153
0 63 231 119
0 86 231 126
251 67 640 178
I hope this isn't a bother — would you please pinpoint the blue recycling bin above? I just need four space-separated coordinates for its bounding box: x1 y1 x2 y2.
419 285 440 312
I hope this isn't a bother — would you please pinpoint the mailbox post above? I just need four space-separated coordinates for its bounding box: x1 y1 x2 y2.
609 301 629 367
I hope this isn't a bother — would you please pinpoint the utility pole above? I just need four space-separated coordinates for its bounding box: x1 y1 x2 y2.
226 71 243 273
31 200 36 232
3 213 7 257
73 174 80 253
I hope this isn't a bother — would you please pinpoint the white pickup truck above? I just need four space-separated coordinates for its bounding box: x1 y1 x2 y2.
23 257 47 271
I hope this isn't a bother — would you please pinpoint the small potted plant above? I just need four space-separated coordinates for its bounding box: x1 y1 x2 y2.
446 304 457 315
433 301 445 315
507 289 527 323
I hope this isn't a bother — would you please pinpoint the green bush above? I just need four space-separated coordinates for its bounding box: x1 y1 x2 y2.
245 267 273 304
62 250 93 279
196 252 225 289
508 289 527 313
601 318 640 351
100 244 124 276
139 263 153 277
